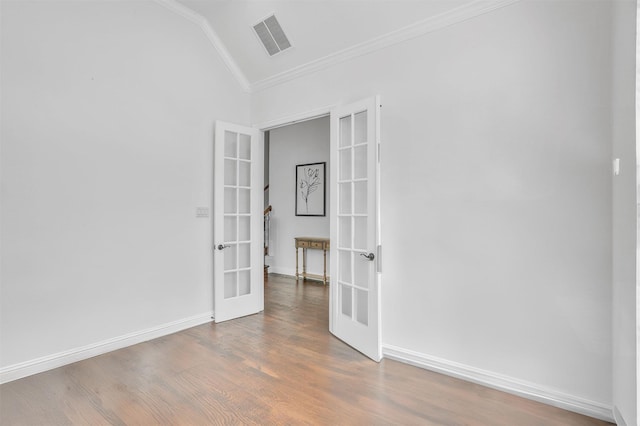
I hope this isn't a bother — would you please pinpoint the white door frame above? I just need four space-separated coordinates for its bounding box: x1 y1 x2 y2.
253 105 336 132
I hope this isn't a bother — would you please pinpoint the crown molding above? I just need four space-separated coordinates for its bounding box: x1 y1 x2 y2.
156 0 521 94
155 0 251 93
250 0 522 93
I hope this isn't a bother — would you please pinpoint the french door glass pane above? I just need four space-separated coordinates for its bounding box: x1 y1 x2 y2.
339 183 352 214
238 243 250 269
239 134 251 160
224 216 237 242
341 284 353 317
339 250 352 283
340 115 352 148
224 244 237 271
224 188 237 214
339 217 352 248
355 288 368 326
239 161 250 187
340 149 352 181
354 181 367 214
224 272 237 299
239 216 250 241
239 270 251 296
224 159 237 185
354 145 367 179
354 111 367 145
238 189 250 214
225 131 237 158
354 217 368 250
354 256 369 289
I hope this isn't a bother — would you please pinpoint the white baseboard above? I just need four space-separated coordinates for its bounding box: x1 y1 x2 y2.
382 344 614 423
0 311 214 384
613 406 628 426
268 266 327 281
269 266 296 277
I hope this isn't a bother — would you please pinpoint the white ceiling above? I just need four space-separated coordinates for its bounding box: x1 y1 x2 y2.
175 0 474 87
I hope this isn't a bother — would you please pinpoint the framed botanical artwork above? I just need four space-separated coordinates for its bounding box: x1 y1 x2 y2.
295 162 326 216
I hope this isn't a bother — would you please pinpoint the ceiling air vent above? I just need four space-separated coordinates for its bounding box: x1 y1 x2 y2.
253 14 292 56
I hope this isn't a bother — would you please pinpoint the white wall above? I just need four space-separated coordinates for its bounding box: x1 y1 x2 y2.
267 117 330 277
252 0 614 415
612 2 638 425
1 0 249 370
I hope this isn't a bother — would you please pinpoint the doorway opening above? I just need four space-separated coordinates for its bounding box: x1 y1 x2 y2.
262 115 331 319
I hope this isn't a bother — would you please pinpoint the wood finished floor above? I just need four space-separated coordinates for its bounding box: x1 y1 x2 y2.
1 274 611 425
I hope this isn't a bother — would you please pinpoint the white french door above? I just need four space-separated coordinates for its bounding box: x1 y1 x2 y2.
330 97 381 361
213 121 264 323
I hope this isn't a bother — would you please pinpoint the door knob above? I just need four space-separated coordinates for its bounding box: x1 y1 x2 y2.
217 244 231 250
360 252 375 261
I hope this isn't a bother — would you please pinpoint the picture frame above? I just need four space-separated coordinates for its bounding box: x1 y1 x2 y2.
295 162 326 216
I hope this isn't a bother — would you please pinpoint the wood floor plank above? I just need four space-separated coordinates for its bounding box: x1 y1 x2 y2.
0 275 612 425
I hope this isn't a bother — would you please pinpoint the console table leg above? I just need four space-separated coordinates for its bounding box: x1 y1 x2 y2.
302 248 307 280
323 248 327 285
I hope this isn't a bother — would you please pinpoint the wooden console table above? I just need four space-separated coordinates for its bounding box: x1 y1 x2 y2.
295 237 330 285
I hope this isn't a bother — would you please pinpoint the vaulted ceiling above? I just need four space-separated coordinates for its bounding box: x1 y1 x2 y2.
165 0 519 92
